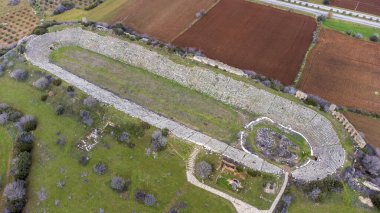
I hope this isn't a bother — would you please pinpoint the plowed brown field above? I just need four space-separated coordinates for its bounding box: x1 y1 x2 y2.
173 0 316 85
108 0 219 42
344 112 380 149
331 0 380 16
299 29 380 113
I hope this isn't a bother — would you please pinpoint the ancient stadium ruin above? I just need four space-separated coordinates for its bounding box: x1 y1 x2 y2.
24 28 345 181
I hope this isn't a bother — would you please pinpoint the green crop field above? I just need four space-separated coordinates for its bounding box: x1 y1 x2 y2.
323 19 380 41
48 0 129 22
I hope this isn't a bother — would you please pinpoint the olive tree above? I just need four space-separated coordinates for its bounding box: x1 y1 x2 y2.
151 130 167 151
10 69 28 81
93 162 107 175
195 161 212 180
33 76 51 90
16 115 37 132
110 176 128 192
3 180 25 200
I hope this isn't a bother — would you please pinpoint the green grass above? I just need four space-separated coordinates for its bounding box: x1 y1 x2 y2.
0 128 12 189
287 184 377 213
323 19 380 41
48 0 129 22
0 57 236 213
246 122 311 166
307 0 324 4
196 150 281 210
50 46 256 143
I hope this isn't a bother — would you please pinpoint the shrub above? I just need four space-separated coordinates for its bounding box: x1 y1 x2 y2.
17 115 37 132
308 187 322 201
144 194 156 206
83 96 97 108
110 176 128 192
67 86 75 98
317 15 327 22
79 155 90 166
15 132 34 152
33 77 51 90
0 113 9 125
67 86 75 92
5 200 25 213
8 110 22 122
93 162 107 175
0 64 4 76
162 128 169 137
3 180 26 202
11 152 32 180
135 190 146 203
67 91 75 98
80 110 93 127
323 0 330 5
41 94 48 102
354 33 363 39
271 80 283 91
305 95 330 112
141 122 151 130
371 193 380 209
262 80 271 88
55 105 65 115
247 169 262 177
56 136 66 147
8 0 20 6
370 33 379 42
195 161 212 180
283 86 297 95
301 176 343 201
0 103 9 113
112 27 124 36
10 69 28 81
195 9 205 18
52 78 62 86
28 0 35 5
118 131 130 143
53 3 74 15
33 26 48 35
151 130 167 151
84 2 99 10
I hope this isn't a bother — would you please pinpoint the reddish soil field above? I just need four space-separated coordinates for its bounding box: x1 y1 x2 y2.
108 0 219 42
331 0 380 16
173 0 316 85
344 112 380 149
299 29 380 113
0 8 39 49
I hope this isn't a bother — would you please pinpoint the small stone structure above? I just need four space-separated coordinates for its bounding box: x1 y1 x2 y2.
77 121 115 151
295 90 308 100
331 110 366 148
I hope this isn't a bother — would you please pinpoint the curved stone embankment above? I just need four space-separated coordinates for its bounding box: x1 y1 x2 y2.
240 117 313 169
25 28 345 181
